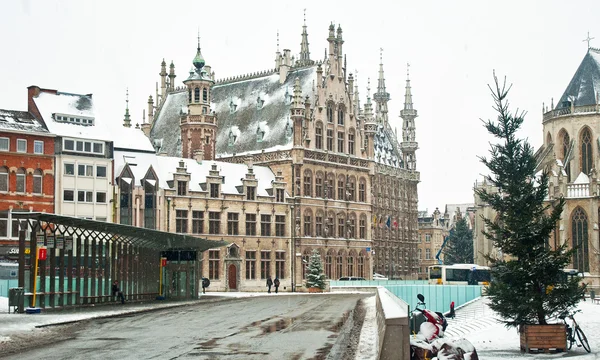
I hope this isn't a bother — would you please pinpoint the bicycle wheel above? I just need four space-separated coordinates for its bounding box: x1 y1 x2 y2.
566 327 573 350
575 327 591 353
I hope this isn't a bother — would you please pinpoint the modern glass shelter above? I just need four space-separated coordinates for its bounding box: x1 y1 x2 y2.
12 212 226 311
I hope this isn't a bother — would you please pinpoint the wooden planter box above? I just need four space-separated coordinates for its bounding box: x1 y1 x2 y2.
307 287 323 293
520 324 567 353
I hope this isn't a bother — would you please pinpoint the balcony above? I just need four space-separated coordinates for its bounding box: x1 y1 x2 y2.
566 183 590 198
543 104 600 122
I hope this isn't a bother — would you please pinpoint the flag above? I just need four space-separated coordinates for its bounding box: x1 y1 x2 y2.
385 216 391 229
393 218 398 229
379 216 384 228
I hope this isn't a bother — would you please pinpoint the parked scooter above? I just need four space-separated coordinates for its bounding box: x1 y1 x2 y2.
410 293 447 342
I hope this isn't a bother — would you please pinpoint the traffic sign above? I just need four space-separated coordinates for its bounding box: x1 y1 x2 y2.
39 247 47 261
161 258 167 267
366 247 371 252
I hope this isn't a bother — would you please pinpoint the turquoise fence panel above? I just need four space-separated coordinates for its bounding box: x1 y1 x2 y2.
382 285 483 314
0 279 19 297
329 279 428 287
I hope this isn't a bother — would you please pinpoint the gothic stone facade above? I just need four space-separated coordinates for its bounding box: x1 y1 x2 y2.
144 22 420 286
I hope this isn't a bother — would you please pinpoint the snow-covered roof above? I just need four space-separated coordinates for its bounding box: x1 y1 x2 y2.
0 109 49 135
573 171 590 184
374 123 403 168
114 151 280 197
113 126 155 153
33 91 112 141
556 48 600 110
444 203 475 229
150 66 317 157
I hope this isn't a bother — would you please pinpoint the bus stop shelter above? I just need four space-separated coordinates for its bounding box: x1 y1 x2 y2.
12 212 226 312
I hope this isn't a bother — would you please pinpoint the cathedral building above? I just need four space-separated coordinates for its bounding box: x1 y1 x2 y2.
475 47 600 289
142 20 420 284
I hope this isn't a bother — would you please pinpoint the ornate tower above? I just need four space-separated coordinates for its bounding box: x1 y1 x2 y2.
159 59 167 103
400 65 418 170
373 49 390 125
181 37 217 160
291 77 305 146
364 80 377 158
168 61 176 92
122 88 131 128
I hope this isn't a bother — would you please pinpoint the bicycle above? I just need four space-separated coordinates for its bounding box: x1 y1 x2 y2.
559 309 591 353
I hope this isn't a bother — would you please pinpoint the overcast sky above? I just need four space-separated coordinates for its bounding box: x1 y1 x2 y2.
1 0 598 214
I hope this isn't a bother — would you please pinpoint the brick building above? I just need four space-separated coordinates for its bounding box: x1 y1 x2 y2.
0 109 55 261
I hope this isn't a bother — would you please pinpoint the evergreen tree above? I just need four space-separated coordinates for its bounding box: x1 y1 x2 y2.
476 74 584 328
443 216 474 264
306 249 326 290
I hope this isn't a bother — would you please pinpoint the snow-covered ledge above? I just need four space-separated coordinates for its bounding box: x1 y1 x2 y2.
376 287 410 360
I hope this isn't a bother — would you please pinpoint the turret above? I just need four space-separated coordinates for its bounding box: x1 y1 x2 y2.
168 61 176 92
181 35 217 160
147 95 154 126
160 59 167 102
400 64 418 170
291 77 305 146
364 79 376 158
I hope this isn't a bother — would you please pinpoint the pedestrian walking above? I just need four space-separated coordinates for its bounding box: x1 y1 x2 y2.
449 301 455 319
274 277 280 294
112 280 125 304
266 276 273 293
202 277 210 294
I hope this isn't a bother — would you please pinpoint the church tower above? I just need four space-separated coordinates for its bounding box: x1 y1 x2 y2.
400 65 418 170
373 49 390 125
181 37 217 160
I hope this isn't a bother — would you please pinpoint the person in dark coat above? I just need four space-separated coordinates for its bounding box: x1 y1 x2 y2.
202 277 210 294
274 277 280 294
112 280 125 304
449 301 455 319
266 276 273 293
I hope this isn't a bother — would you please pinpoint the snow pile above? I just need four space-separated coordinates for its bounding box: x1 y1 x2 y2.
355 296 378 359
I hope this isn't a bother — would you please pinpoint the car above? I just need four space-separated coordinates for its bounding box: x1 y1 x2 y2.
338 276 366 281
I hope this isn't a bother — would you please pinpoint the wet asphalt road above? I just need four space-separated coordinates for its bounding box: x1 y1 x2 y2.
7 294 367 360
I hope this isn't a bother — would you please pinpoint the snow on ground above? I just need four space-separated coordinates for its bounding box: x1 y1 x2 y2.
444 296 600 359
355 295 378 359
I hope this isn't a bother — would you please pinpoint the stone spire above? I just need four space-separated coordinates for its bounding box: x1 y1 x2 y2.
400 64 418 170
291 77 305 146
363 78 376 158
159 59 167 102
373 48 390 124
123 88 131 128
298 9 312 66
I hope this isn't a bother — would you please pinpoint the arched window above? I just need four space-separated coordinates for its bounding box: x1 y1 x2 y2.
303 169 312 197
357 251 366 278
194 87 200 103
327 103 334 123
337 212 346 238
546 132 552 145
315 122 323 149
347 250 356 277
315 210 324 237
559 129 571 182
337 108 344 126
0 166 8 192
326 173 335 200
325 249 334 279
303 209 313 237
581 127 593 175
571 208 589 272
336 250 345 279
144 172 157 229
315 171 324 197
326 210 335 237
359 177 366 202
359 214 367 239
348 128 355 155
337 175 345 200
33 169 43 195
16 168 26 193
188 89 192 103
348 176 356 202
202 88 208 103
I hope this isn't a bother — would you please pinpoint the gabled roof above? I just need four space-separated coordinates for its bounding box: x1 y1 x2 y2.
0 109 49 135
113 126 155 153
150 66 317 157
33 90 112 141
556 48 600 110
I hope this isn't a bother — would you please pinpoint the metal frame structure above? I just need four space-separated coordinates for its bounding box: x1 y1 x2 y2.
13 212 226 312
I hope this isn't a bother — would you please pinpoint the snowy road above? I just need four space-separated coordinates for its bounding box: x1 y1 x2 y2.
3 294 367 360
444 297 600 359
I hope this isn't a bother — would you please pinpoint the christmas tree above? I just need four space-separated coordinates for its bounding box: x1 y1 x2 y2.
306 249 326 290
476 74 584 327
443 216 474 264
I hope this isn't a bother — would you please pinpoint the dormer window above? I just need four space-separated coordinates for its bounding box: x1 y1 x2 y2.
276 188 285 202
247 186 256 200
54 113 95 126
177 181 187 196
257 96 264 109
228 130 237 146
256 126 265 142
210 183 219 198
229 101 237 114
285 88 291 105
